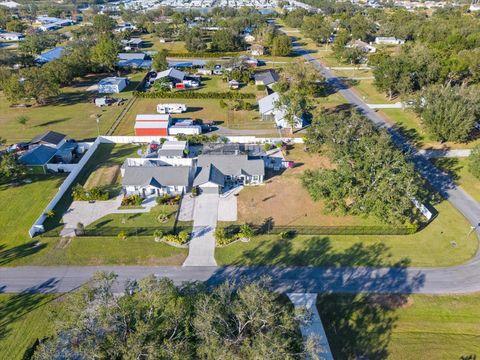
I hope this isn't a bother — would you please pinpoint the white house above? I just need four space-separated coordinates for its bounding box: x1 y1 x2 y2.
0 32 24 41
244 34 255 42
347 40 377 53
98 77 127 93
258 92 305 129
122 165 191 197
250 44 265 56
374 37 405 45
193 154 265 194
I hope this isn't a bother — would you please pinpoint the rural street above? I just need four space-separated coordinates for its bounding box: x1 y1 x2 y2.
1 35 480 296
296 43 480 239
2 259 480 294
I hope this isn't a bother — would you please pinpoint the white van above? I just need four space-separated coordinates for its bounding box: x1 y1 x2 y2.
157 103 187 114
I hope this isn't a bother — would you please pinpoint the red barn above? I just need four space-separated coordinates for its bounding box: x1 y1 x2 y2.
134 114 171 136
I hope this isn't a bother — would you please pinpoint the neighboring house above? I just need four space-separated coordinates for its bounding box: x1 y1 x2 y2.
117 52 151 69
258 92 305 129
228 79 240 89
36 16 74 31
121 38 144 50
134 114 172 136
0 32 24 41
115 22 136 32
374 37 405 45
122 165 191 197
254 69 279 88
154 68 186 84
20 131 77 174
29 131 67 149
35 47 65 63
194 154 265 194
98 77 128 93
244 33 255 42
157 140 188 158
0 1 21 8
347 40 377 53
250 44 264 56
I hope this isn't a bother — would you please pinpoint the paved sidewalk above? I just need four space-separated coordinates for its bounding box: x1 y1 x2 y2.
183 194 219 266
288 293 334 360
60 195 157 237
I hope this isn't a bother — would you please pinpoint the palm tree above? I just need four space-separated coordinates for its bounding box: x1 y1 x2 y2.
239 224 254 241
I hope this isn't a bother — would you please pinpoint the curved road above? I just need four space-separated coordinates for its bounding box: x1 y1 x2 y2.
1 37 480 295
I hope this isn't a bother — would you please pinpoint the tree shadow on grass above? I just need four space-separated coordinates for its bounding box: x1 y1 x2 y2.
209 235 424 359
0 279 60 342
0 242 47 266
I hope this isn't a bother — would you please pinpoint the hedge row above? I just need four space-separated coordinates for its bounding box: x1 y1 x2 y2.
133 90 256 99
167 51 243 58
79 225 192 237
221 224 419 236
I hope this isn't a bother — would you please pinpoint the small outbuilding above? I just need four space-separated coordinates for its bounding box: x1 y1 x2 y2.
98 77 128 94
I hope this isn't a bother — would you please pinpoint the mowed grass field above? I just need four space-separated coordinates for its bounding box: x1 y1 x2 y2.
114 97 274 134
432 158 480 202
318 293 480 360
0 86 124 144
0 294 60 360
1 291 479 360
0 143 187 267
216 146 478 267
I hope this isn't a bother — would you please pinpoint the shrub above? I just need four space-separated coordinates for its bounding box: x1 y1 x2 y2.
72 184 109 201
263 143 272 152
153 229 164 241
45 210 55 218
238 224 254 240
256 84 266 91
215 227 238 246
75 222 85 236
121 195 143 206
156 194 180 205
192 186 199 197
163 232 190 245
175 134 219 144
134 90 255 100
117 231 127 240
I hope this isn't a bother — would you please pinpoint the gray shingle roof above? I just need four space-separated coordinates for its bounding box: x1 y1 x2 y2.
193 164 226 187
254 70 279 86
196 154 265 181
258 92 279 114
122 166 190 187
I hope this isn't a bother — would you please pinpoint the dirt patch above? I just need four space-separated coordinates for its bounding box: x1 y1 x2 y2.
85 165 120 189
237 171 377 227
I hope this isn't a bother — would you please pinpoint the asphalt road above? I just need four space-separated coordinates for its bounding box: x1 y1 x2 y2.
1 38 480 296
297 46 480 237
2 261 480 294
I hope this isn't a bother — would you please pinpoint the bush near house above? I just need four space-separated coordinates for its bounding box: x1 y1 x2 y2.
121 195 143 206
156 194 181 205
72 184 109 201
163 231 190 245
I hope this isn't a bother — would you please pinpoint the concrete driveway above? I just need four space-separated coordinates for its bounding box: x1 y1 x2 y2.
183 194 220 267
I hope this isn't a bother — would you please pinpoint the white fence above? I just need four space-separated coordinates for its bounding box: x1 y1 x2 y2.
46 164 78 173
28 135 302 237
28 137 102 237
100 135 304 144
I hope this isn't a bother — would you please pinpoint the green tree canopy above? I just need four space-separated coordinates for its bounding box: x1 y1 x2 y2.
91 36 120 71
32 273 317 359
271 34 292 56
303 109 427 224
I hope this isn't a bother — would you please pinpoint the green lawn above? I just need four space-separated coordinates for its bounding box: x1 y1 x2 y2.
318 293 480 359
86 204 193 234
114 98 273 134
0 294 60 360
352 79 397 104
0 86 124 143
22 236 187 266
0 175 66 265
215 200 478 267
380 109 480 150
432 158 480 202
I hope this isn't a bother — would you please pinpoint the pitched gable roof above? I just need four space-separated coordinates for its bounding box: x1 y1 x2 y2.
254 69 279 86
122 166 190 188
31 131 66 146
19 145 57 165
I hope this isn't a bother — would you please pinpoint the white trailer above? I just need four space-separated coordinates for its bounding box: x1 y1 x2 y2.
157 103 187 114
168 125 202 135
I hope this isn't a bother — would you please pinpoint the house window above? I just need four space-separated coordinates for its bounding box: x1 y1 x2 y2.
252 175 259 182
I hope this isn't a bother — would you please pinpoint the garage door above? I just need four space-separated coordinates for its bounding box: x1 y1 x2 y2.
200 185 219 194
